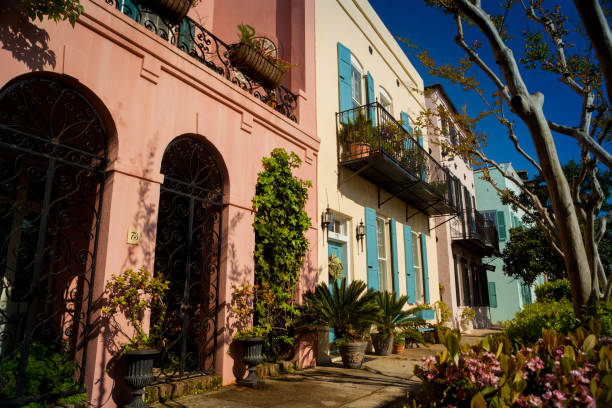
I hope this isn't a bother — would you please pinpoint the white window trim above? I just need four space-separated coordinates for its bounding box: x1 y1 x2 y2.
379 87 392 114
328 214 351 282
350 55 363 107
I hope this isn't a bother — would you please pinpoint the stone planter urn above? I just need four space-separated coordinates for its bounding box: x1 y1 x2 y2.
124 349 159 408
339 342 366 369
371 333 393 356
237 337 264 388
228 43 285 89
140 0 192 23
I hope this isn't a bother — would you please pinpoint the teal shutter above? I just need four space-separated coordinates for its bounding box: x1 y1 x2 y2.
496 211 507 241
400 111 413 135
120 0 139 21
365 207 379 291
417 128 426 180
179 19 195 54
488 282 498 308
366 72 376 125
390 219 399 296
403 225 415 303
421 233 430 304
337 43 352 121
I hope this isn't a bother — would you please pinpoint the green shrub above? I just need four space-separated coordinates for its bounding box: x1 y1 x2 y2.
503 299 579 345
0 343 86 408
535 279 571 302
404 328 425 347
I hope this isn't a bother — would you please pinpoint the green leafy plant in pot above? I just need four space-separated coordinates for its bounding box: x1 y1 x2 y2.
229 283 273 388
300 278 379 368
371 292 422 356
102 267 169 408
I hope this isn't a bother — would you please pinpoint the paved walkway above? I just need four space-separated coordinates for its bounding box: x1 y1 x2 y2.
153 329 499 408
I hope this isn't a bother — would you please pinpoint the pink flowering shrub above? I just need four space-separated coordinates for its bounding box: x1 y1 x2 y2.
410 320 612 407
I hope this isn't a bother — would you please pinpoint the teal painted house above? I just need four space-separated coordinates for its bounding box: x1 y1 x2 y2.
473 163 542 322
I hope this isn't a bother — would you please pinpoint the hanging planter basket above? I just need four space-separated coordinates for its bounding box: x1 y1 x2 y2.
140 0 192 23
229 43 285 90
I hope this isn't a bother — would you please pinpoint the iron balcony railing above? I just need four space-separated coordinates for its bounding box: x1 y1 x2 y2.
105 1 298 121
336 102 455 212
450 209 499 253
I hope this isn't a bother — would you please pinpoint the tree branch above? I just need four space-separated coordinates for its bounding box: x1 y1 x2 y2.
573 0 612 107
547 120 612 170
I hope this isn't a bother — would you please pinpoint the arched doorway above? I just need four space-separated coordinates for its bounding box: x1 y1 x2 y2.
0 78 108 406
153 136 223 378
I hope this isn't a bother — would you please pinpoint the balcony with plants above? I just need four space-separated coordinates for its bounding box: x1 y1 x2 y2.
449 209 499 256
105 0 298 121
336 102 456 216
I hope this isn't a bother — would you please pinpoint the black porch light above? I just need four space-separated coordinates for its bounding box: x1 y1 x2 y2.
321 208 332 234
356 219 365 242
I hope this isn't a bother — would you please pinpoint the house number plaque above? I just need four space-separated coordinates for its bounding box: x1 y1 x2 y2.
127 229 141 245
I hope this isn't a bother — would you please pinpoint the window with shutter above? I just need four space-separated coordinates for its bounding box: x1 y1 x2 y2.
488 282 498 308
365 207 379 291
404 225 416 303
496 211 507 241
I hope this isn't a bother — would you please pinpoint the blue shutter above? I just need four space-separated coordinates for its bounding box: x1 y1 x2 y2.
421 233 430 304
400 111 413 135
488 282 498 308
390 219 399 296
179 19 195 54
403 225 415 303
337 42 352 122
366 72 376 125
417 128 426 180
496 211 507 241
365 207 379 291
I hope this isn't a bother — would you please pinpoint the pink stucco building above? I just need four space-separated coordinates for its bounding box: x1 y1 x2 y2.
0 1 318 406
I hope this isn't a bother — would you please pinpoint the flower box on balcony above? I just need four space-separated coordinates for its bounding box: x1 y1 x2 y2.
229 43 285 90
415 309 435 321
140 0 193 23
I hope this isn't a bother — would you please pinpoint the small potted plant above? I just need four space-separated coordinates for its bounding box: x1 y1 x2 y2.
392 335 405 354
338 112 374 159
102 267 169 408
403 328 426 348
328 253 343 282
371 292 422 356
230 283 273 388
434 300 453 328
228 24 294 89
139 0 200 23
300 278 379 369
460 307 476 332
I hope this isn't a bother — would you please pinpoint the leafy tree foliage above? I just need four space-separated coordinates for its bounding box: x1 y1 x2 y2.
20 0 84 26
502 225 567 285
252 148 311 359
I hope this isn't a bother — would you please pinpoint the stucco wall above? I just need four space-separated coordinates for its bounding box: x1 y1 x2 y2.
314 0 439 307
0 0 318 406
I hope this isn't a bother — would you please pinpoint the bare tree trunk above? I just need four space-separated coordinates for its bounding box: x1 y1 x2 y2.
574 0 612 107
510 93 592 312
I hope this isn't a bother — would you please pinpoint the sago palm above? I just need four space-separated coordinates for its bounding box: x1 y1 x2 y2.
301 278 379 342
374 291 420 336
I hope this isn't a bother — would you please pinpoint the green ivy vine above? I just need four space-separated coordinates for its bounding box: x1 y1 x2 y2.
252 148 311 360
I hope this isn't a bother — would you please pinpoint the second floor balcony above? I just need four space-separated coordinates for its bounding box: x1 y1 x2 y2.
450 209 499 256
336 103 456 216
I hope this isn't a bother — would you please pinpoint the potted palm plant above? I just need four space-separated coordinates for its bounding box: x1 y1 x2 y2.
371 292 422 356
228 24 294 89
300 278 378 369
102 268 169 408
338 112 374 159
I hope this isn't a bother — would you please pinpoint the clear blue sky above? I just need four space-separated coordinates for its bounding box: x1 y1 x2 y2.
369 0 584 178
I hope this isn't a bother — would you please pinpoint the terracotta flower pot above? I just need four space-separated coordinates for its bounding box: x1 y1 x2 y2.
140 0 192 23
349 142 371 159
339 342 366 369
124 349 159 408
228 43 285 89
392 343 405 354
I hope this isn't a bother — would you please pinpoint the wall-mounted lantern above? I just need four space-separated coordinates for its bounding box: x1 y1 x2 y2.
321 208 332 237
356 220 365 242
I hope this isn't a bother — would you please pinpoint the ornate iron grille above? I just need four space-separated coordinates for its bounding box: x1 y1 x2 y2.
0 78 107 407
153 137 222 379
106 0 298 121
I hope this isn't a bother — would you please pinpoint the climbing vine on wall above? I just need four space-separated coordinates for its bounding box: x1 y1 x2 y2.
252 148 311 359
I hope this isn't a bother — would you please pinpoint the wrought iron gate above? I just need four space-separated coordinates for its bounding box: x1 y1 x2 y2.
154 136 223 378
0 78 107 407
